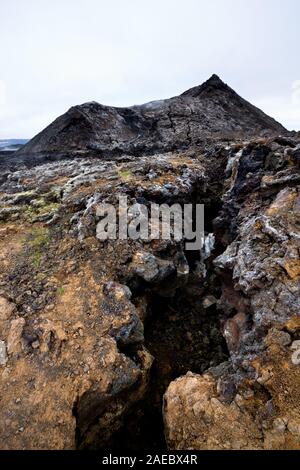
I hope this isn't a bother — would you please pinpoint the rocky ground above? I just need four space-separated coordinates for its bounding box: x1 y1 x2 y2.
0 76 299 450
164 137 300 450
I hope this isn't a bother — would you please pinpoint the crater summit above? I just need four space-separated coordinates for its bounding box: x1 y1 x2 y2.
17 75 287 159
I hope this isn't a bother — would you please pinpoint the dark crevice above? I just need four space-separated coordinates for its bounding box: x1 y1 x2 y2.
74 240 230 450
105 255 229 451
74 170 231 450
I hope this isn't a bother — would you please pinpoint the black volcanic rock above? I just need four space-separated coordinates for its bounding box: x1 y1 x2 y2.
17 75 287 159
0 70 299 450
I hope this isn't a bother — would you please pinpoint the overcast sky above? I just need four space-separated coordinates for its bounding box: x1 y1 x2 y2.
0 0 299 138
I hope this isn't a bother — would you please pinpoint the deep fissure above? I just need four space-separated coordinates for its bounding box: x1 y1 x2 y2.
109 276 229 452
74 179 232 450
